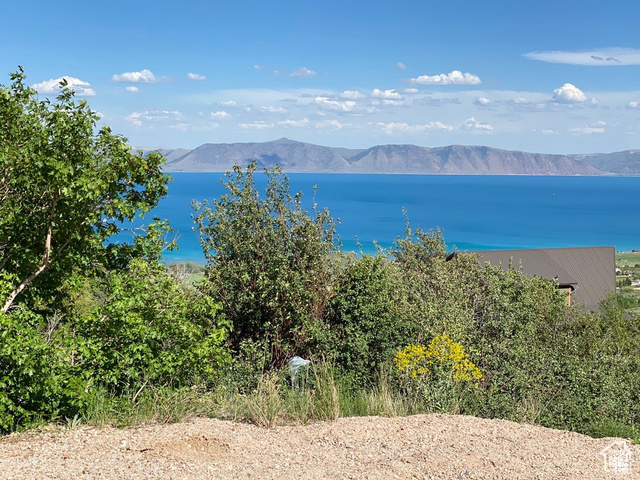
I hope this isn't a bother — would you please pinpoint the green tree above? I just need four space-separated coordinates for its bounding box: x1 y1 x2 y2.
0 68 168 312
193 162 338 367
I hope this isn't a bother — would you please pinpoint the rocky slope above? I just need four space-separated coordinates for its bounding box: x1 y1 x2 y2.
571 149 640 175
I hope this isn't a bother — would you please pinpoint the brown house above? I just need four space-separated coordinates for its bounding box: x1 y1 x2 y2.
457 246 616 310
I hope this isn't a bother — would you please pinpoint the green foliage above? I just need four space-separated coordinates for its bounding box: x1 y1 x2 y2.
326 254 413 387
72 257 230 394
194 162 338 366
0 309 88 432
615 252 640 268
0 68 168 312
0 69 232 432
617 276 632 287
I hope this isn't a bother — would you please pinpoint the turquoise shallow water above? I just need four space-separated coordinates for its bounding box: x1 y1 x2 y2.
120 173 640 263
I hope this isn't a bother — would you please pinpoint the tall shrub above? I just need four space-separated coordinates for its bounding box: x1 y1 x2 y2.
194 162 338 367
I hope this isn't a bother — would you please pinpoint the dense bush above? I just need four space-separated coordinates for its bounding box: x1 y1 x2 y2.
0 309 88 432
70 258 229 394
194 162 338 367
325 254 413 387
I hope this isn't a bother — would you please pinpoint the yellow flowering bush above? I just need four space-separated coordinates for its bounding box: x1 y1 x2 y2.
393 334 483 386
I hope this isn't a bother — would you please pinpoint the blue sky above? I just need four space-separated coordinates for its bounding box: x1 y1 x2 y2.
3 0 640 153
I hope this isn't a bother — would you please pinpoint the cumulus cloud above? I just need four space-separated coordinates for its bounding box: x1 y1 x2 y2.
461 117 493 131
403 88 420 94
220 100 237 106
524 48 640 66
475 96 491 106
32 76 96 96
211 111 230 118
340 90 365 99
112 69 159 83
552 83 589 103
627 101 639 109
187 72 206 80
278 118 310 127
239 121 273 129
410 70 481 86
290 67 317 78
376 121 454 134
371 88 403 99
125 86 140 93
314 96 357 112
395 62 407 70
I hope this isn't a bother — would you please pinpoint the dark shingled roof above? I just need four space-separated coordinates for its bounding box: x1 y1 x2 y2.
468 246 616 310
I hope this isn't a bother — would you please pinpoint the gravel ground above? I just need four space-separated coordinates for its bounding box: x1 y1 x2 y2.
1 414 638 479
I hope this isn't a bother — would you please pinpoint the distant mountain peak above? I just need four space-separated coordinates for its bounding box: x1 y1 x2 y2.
269 137 300 144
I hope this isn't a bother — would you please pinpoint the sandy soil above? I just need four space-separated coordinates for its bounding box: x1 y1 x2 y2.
1 414 638 479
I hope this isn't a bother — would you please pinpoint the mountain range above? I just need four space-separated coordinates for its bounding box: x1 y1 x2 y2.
148 138 640 175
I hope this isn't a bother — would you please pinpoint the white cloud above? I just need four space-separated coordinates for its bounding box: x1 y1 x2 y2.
524 48 640 66
112 69 158 83
220 100 237 106
32 76 96 96
410 70 481 86
376 121 454 134
627 101 639 109
125 86 140 93
382 99 404 106
291 67 317 78
475 96 491 106
340 90 365 99
315 119 346 129
403 88 419 94
239 121 274 129
187 72 206 81
211 111 230 118
126 110 183 127
278 118 310 127
461 117 493 131
552 83 589 103
395 62 407 70
371 88 403 99
261 106 287 113
541 129 559 135
315 96 357 112
253 64 267 70
571 124 606 134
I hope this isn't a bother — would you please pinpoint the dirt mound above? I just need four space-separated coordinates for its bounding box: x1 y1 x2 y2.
1 414 637 479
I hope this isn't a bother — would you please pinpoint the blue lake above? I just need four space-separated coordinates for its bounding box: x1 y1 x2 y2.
125 173 640 263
